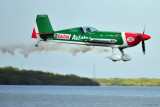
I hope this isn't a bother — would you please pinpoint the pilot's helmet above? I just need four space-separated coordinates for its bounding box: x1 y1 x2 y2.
86 28 91 33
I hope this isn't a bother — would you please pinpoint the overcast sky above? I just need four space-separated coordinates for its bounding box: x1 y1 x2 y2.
0 0 160 78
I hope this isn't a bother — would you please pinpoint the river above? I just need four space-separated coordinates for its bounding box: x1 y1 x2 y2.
0 85 160 107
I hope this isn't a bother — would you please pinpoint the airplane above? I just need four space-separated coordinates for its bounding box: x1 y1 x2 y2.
31 14 151 62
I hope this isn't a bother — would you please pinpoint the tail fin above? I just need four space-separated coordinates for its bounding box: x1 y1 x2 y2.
32 14 54 39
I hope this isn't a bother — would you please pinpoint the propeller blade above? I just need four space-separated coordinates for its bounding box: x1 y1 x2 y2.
142 40 145 54
143 24 146 34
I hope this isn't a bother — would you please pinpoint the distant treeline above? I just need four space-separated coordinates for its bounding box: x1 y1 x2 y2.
0 66 99 86
1 66 160 86
93 78 160 86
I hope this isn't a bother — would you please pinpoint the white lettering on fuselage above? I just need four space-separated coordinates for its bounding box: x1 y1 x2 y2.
105 34 114 37
72 35 91 40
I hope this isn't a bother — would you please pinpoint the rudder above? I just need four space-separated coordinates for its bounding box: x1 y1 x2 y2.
32 14 54 39
36 15 54 33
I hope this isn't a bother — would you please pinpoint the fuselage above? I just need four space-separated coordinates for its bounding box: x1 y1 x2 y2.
34 26 150 49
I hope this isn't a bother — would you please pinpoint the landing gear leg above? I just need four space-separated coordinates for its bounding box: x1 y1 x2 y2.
119 48 125 56
112 47 116 55
108 48 121 62
35 40 42 47
119 48 131 61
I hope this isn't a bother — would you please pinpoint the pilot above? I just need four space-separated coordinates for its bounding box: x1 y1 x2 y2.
86 28 91 33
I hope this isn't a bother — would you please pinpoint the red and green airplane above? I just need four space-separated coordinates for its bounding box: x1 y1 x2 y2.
31 15 151 61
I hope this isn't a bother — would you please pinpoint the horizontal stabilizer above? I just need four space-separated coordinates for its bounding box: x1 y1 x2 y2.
31 28 54 39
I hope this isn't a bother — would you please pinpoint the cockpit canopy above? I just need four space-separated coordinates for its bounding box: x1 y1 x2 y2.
80 27 98 33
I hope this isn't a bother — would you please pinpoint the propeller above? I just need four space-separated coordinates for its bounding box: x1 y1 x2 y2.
142 24 146 54
142 40 145 54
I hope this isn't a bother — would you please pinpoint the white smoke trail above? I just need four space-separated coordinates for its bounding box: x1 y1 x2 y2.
69 46 109 56
0 42 109 57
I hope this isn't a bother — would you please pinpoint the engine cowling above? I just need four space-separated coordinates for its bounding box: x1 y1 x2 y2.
108 55 121 62
121 54 131 61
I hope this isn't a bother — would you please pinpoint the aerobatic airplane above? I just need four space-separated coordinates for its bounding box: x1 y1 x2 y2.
31 14 151 62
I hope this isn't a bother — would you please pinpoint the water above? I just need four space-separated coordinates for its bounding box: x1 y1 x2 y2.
0 85 160 107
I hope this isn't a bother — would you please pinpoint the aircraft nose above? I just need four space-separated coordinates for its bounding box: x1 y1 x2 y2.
142 34 151 41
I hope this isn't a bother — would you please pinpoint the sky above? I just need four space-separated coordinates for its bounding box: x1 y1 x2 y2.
0 0 160 78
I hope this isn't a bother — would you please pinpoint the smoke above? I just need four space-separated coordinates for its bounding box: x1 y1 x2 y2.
69 46 109 56
69 46 92 56
0 42 109 57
